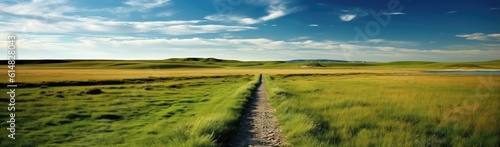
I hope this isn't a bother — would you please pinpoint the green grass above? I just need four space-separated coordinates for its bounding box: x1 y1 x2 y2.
7 59 499 82
9 58 500 70
1 58 499 146
0 75 261 146
265 74 500 146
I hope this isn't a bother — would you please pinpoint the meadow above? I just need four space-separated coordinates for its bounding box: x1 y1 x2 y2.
0 74 260 146
265 73 499 146
1 58 499 146
11 59 500 82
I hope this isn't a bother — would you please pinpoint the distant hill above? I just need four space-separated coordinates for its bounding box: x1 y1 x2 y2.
9 59 119 64
289 59 350 62
4 59 499 70
165 57 240 62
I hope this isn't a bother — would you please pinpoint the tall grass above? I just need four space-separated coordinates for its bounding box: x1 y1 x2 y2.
142 74 261 146
265 74 499 146
0 75 261 146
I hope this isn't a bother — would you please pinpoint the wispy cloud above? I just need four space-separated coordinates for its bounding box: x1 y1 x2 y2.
0 0 255 35
367 39 385 43
16 35 500 61
289 36 310 41
366 39 419 46
383 12 405 15
446 10 458 15
204 0 296 25
124 0 170 9
156 11 176 17
0 0 74 17
339 14 356 21
455 33 500 41
89 0 170 14
309 24 319 27
155 25 257 35
0 18 256 35
337 8 368 22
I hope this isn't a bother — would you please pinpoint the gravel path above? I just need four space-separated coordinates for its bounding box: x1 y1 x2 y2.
226 76 287 147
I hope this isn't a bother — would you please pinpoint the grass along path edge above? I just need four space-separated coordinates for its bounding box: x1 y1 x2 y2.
226 74 288 146
150 74 262 146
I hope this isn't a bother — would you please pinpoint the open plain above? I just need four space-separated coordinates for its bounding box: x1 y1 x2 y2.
1 59 499 146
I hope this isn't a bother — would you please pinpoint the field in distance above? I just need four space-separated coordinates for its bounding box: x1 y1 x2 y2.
6 58 500 82
0 58 499 146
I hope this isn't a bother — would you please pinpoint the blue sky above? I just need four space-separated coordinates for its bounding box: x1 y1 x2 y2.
0 0 499 61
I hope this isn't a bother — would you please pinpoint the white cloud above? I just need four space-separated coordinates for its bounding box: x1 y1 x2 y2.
487 34 500 38
218 33 240 39
376 47 395 51
0 0 74 17
456 33 500 41
338 8 367 22
89 0 170 14
0 17 256 35
339 14 356 21
289 36 310 41
155 25 257 35
0 1 255 35
14 35 499 61
124 0 170 9
204 15 259 24
156 11 176 17
383 12 405 15
366 39 419 46
367 39 384 43
261 1 288 21
446 10 458 14
309 24 319 27
204 0 295 25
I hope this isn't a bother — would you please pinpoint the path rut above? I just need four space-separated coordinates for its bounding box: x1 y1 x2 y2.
226 75 287 147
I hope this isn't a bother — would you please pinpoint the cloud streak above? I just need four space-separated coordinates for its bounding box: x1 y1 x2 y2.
456 33 500 41
14 35 499 61
446 10 458 14
383 12 405 15
338 8 368 22
91 0 171 14
339 14 356 21
156 11 176 17
204 0 295 25
124 0 170 9
0 0 255 35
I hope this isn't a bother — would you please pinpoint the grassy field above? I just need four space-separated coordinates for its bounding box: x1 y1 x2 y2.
0 74 260 146
1 58 499 146
265 74 499 146
12 59 500 70
14 68 396 83
8 59 500 82
6 59 349 69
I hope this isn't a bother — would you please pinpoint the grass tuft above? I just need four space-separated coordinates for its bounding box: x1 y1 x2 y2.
85 88 103 94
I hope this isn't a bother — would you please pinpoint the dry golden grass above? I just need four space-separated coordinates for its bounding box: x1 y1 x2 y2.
12 68 405 82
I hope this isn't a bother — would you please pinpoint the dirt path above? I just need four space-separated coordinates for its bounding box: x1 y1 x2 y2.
226 76 287 147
